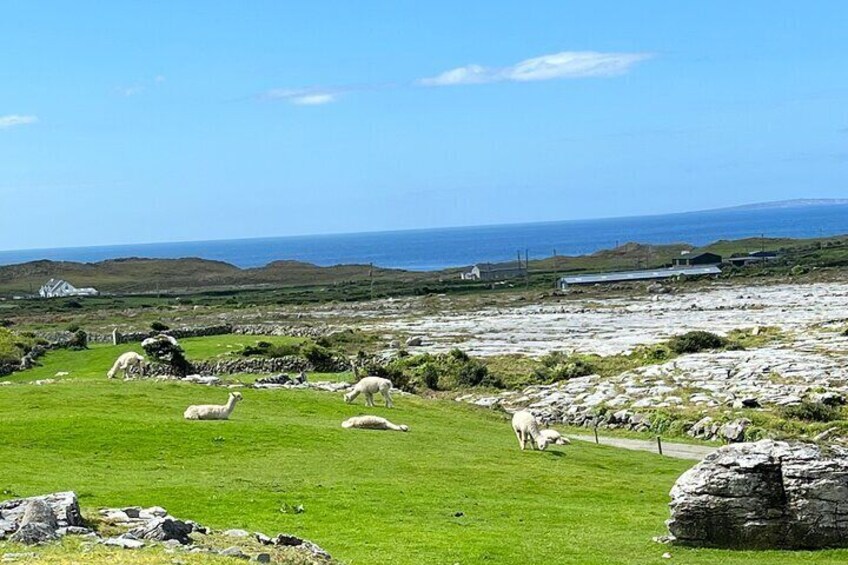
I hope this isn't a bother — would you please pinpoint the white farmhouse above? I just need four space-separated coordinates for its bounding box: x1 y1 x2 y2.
38 278 99 298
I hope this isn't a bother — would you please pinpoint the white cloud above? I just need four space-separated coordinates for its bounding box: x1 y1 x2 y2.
264 88 339 105
419 51 652 86
121 85 144 97
0 115 38 129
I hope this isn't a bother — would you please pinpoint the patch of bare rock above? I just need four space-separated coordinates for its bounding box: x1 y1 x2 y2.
0 492 332 562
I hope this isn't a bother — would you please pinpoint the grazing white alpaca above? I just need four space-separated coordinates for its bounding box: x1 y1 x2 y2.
343 376 394 408
539 429 570 446
183 392 243 421
511 410 549 451
341 415 409 432
107 352 146 379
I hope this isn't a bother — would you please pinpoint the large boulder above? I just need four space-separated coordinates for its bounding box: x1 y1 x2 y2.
0 492 83 531
2 493 82 545
128 517 193 545
667 440 848 549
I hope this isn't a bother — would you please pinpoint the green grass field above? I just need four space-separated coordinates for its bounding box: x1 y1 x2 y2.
2 340 847 563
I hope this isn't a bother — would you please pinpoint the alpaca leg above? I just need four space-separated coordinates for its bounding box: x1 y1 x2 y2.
365 392 374 407
515 429 525 450
383 388 394 408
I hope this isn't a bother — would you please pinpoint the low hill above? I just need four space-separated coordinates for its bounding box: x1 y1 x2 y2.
0 257 426 296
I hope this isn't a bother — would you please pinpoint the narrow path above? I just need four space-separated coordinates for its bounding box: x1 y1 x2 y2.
568 434 716 461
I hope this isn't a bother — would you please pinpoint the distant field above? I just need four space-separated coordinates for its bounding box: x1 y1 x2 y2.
2 343 848 563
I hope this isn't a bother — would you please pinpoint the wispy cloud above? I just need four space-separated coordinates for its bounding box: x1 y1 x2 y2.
264 88 340 105
118 75 167 97
263 50 652 107
419 51 652 86
121 85 144 97
0 115 38 129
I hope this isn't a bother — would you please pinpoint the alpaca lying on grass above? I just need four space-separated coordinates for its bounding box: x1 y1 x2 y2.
512 410 549 451
341 415 409 432
539 429 570 446
344 376 394 408
106 352 146 379
183 392 243 421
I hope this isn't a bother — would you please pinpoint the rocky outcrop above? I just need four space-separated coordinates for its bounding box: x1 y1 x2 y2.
667 440 848 549
0 492 85 545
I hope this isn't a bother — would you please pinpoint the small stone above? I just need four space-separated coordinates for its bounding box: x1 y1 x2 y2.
223 529 250 538
102 537 145 549
219 546 249 559
254 532 273 545
254 554 271 563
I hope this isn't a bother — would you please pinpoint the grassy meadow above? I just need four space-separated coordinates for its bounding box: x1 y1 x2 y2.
1 339 847 563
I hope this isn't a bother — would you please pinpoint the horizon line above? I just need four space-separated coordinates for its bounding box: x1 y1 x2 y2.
1 197 846 256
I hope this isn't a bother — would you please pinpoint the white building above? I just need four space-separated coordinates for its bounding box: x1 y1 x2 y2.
38 278 99 298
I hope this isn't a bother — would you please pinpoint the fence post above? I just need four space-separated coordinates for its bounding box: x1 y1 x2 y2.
593 425 599 444
657 436 663 456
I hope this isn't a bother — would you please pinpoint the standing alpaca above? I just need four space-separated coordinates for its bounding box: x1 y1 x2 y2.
107 352 146 379
184 392 243 420
512 410 549 451
341 415 409 432
343 376 394 408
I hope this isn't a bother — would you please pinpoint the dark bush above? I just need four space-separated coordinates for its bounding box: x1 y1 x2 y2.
150 321 170 332
780 400 841 423
66 323 81 333
63 299 83 309
0 319 14 328
67 330 88 350
668 331 727 354
300 343 339 372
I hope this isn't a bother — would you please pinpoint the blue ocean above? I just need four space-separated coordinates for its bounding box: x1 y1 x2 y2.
2 204 847 271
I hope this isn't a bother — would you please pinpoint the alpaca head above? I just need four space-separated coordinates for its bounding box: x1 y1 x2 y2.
535 435 549 451
399 424 409 432
229 392 243 403
343 391 354 404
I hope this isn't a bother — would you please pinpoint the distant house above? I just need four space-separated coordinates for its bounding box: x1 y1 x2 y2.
728 251 780 267
559 265 721 288
672 252 722 267
38 278 99 298
462 261 527 281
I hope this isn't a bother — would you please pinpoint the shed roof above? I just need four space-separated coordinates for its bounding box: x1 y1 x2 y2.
560 265 721 285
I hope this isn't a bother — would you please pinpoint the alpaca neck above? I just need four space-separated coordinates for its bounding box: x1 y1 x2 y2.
224 396 237 414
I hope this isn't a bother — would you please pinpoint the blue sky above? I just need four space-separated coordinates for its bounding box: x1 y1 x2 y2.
1 1 847 251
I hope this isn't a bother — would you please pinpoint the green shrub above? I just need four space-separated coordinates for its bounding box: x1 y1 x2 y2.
66 323 81 333
150 321 170 332
668 331 727 354
300 343 339 371
535 351 596 383
790 265 807 276
780 400 841 423
374 349 500 392
0 328 37 364
241 341 301 358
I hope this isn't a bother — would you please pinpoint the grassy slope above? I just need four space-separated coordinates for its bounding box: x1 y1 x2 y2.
1 344 846 564
0 258 424 295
